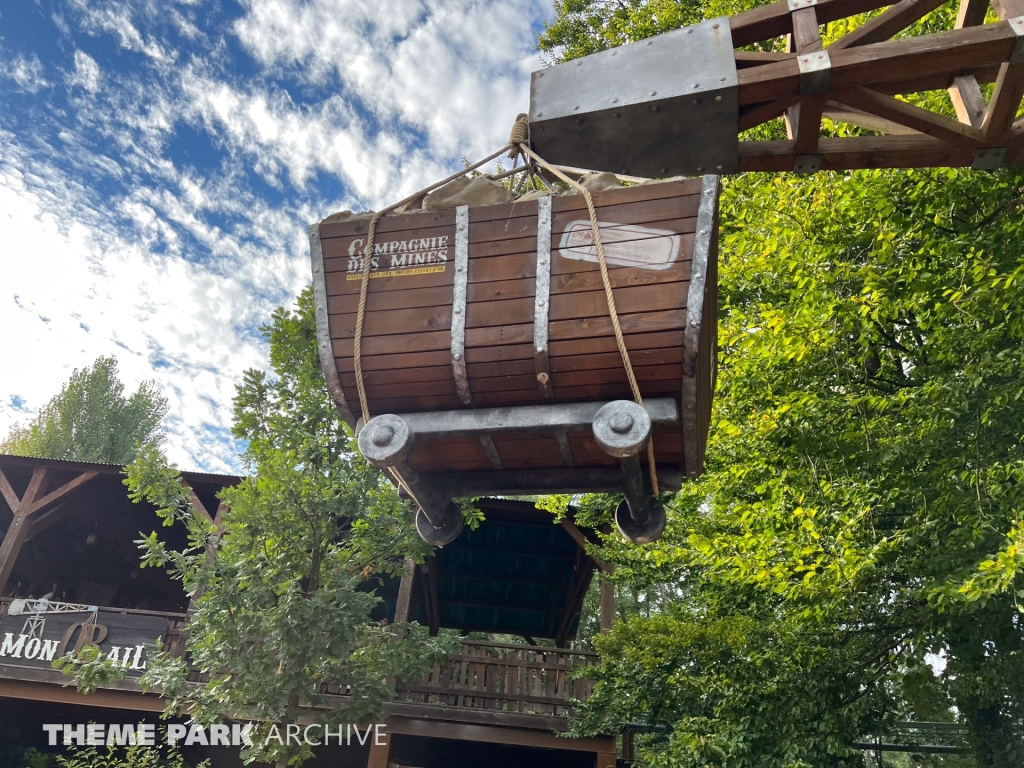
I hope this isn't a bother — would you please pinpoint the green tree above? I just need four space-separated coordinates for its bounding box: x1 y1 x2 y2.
1 356 167 464
539 3 1024 767
122 290 457 767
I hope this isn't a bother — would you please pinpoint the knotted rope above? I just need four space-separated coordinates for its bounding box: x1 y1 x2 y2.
516 143 660 496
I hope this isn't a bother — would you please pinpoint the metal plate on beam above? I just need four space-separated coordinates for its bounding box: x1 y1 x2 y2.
529 17 738 177
396 398 679 440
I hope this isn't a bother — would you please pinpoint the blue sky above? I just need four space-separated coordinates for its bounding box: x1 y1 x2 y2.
0 0 550 473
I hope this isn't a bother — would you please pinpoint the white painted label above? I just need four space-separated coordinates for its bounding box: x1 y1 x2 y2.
558 221 681 271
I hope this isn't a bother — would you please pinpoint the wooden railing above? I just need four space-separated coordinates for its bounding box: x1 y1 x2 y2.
394 640 598 718
2 601 599 720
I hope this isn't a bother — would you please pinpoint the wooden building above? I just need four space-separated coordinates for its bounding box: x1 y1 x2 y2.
0 454 619 767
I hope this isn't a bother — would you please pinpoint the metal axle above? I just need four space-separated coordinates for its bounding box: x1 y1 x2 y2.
357 399 671 545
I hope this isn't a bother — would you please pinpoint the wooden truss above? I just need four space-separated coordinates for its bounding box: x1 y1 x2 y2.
732 0 1024 171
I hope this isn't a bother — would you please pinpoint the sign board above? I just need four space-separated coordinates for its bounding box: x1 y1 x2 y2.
0 606 168 675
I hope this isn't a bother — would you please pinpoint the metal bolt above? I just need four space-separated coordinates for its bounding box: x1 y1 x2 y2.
713 23 720 29
611 97 618 103
649 91 657 96
537 112 543 117
692 83 700 88
694 98 702 105
687 29 693 34
609 413 634 434
453 352 462 361
716 95 722 102
716 165 723 171
313 267 320 273
454 306 462 314
536 346 544 354
538 300 546 307
574 105 579 110
538 72 543 77
661 167 668 174
614 112 621 118
646 41 652 45
720 77 727 82
697 166 704 172
371 425 395 447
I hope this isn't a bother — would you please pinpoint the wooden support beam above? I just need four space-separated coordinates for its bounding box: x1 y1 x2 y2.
179 478 214 524
599 571 615 633
995 0 1024 19
738 133 976 171
981 62 1024 143
740 96 803 132
791 7 823 53
25 503 70 542
366 727 391 768
830 86 983 146
24 471 98 516
823 103 920 134
959 0 993 27
0 468 47 597
738 21 1021 106
393 556 415 626
730 0 895 48
735 51 796 68
555 548 597 646
950 75 990 127
0 469 20 513
829 0 949 50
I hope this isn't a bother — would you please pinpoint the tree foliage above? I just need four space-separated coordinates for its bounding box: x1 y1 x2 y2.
1 356 167 464
122 290 456 767
539 3 1024 767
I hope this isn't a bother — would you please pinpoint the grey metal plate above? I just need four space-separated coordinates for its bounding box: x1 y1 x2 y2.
530 17 739 177
396 397 678 439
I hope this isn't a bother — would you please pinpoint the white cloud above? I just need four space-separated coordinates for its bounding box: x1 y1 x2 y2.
232 0 545 172
68 50 102 93
1 54 51 93
0 0 553 474
0 134 303 474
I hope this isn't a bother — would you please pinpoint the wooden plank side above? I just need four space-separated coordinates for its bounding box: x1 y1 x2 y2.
317 178 703 240
322 196 697 270
323 228 695 310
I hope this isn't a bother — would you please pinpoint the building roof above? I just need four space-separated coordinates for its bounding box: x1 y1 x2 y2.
377 499 600 644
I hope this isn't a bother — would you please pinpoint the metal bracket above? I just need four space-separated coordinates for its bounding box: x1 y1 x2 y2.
788 0 817 9
534 196 554 399
451 205 472 405
972 147 1007 170
793 154 823 173
357 414 464 547
1010 17 1024 64
309 224 356 427
357 399 678 545
797 50 831 94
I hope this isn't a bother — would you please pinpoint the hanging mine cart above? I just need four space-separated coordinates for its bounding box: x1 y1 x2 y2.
310 174 719 545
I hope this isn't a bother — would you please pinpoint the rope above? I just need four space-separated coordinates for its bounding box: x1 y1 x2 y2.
517 143 660 496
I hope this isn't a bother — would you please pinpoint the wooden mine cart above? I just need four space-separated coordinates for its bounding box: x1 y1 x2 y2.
310 175 719 544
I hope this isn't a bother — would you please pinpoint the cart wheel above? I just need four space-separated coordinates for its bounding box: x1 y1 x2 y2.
416 503 465 547
614 498 665 544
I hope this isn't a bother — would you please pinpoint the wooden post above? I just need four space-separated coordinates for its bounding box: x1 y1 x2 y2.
596 748 617 768
394 556 416 627
599 571 615 633
0 468 47 597
366 727 391 768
